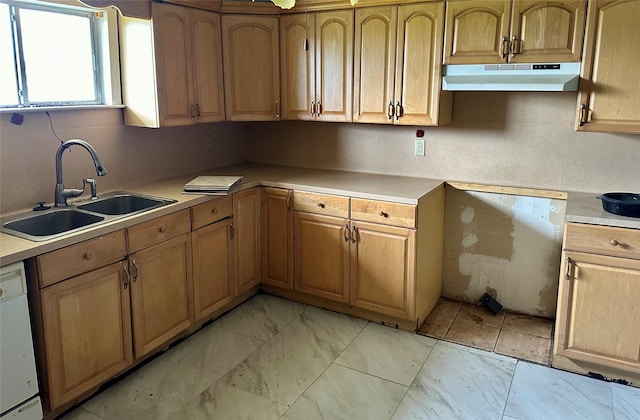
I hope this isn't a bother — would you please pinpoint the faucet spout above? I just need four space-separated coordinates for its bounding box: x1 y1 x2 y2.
54 139 108 207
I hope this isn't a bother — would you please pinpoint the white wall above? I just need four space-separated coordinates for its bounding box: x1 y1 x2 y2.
0 108 245 214
244 92 640 193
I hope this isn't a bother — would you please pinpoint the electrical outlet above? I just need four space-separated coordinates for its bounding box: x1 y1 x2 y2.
204 135 213 151
415 139 425 156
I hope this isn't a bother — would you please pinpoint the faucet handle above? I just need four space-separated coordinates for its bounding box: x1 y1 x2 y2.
83 178 98 199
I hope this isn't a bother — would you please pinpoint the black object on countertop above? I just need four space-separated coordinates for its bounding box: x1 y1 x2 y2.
479 293 503 315
597 192 640 218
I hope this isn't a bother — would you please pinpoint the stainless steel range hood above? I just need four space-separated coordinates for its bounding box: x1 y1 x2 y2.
442 63 581 92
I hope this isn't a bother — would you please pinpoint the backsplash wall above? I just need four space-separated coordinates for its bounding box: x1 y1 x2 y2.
244 92 640 194
0 108 245 214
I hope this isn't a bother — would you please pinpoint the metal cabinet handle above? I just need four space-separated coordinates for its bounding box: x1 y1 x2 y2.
311 101 316 116
123 266 130 289
83 252 93 261
610 239 623 247
286 191 292 211
379 211 389 218
395 101 402 120
344 224 350 242
500 36 509 59
211 208 218 215
317 102 322 115
159 226 167 233
510 36 520 58
195 103 201 118
132 259 139 282
317 202 325 209
579 104 589 126
190 103 196 121
387 101 395 120
564 257 572 280
275 101 280 119
351 226 358 244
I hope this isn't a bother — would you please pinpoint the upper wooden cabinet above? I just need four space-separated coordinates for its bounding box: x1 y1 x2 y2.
443 0 586 64
576 0 640 134
280 10 354 122
222 15 280 121
354 3 451 125
120 2 225 127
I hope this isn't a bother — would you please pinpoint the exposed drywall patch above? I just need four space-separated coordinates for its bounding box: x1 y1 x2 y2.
443 188 565 318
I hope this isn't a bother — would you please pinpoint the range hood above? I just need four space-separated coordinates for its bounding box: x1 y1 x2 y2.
442 62 581 92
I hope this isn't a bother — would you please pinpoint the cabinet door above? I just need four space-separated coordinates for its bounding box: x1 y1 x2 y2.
222 15 280 121
315 10 354 122
510 0 585 63
190 9 225 123
261 187 293 290
395 2 446 126
555 251 640 373
294 212 350 303
350 221 416 319
234 188 261 295
444 0 511 64
192 218 234 321
41 261 132 409
152 3 193 126
353 6 397 124
280 13 315 121
130 234 193 358
576 0 640 133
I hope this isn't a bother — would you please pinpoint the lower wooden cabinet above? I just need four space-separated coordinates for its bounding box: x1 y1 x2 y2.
38 261 133 409
129 233 193 358
192 217 234 321
261 187 293 290
293 212 350 303
554 222 640 382
350 221 415 319
233 188 261 294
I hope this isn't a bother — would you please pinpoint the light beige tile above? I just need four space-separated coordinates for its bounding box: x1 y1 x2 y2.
82 325 263 420
282 364 407 420
436 341 517 364
60 408 103 420
169 381 287 420
502 313 553 339
429 298 462 319
221 306 367 406
456 303 505 328
418 314 454 339
214 294 306 341
335 323 436 386
445 318 500 351
495 330 551 365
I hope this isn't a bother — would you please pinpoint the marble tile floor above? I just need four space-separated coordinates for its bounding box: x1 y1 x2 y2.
61 294 639 420
419 298 554 365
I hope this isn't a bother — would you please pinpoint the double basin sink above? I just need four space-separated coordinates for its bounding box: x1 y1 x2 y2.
1 192 177 242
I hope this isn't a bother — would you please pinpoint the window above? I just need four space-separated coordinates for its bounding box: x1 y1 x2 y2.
0 0 120 108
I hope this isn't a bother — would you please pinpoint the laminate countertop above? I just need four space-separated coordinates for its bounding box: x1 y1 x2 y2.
565 192 640 230
0 163 445 266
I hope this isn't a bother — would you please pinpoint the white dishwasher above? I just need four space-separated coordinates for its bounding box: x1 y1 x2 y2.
0 262 42 420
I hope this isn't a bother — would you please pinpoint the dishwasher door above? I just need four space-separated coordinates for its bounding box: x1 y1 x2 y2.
0 262 42 419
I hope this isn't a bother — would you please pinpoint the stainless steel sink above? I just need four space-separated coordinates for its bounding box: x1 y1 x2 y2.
2 209 105 240
1 192 177 242
77 193 174 215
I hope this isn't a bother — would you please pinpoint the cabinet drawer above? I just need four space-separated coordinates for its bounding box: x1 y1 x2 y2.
564 223 640 260
128 209 191 253
351 198 416 228
191 195 232 230
293 191 349 218
36 230 127 287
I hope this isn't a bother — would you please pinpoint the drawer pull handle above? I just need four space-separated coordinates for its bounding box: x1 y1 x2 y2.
379 211 389 218
159 226 167 233
123 266 130 289
317 202 325 209
610 239 620 247
564 257 572 280
211 208 218 215
83 252 93 261
132 260 139 282
351 226 358 244
344 224 350 242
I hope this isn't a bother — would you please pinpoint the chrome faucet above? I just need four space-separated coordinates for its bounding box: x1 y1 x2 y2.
54 139 108 207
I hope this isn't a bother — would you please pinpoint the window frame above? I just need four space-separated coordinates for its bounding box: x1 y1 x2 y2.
0 0 122 111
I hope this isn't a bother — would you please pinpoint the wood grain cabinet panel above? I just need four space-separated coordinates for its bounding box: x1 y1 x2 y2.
280 10 353 122
222 14 280 121
39 261 133 409
233 188 261 294
444 0 585 64
576 0 640 133
355 2 450 125
261 187 294 290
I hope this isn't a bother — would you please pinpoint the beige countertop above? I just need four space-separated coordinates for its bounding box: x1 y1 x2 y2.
565 192 640 230
0 163 445 266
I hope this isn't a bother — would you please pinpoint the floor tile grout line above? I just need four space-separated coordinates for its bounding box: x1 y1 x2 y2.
499 359 521 420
